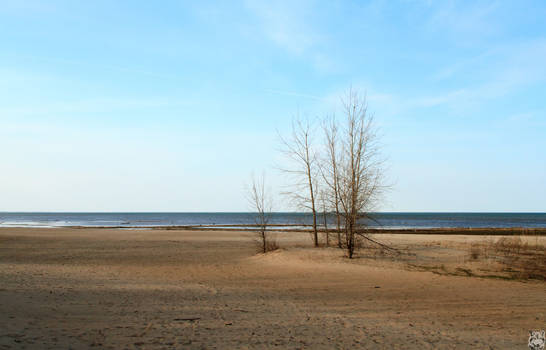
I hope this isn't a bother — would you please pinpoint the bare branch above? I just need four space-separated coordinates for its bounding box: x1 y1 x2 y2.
246 173 277 254
278 116 320 246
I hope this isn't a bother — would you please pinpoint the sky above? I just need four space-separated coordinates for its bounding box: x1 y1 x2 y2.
0 0 545 212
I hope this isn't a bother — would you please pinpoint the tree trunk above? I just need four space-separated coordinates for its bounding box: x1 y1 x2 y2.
306 156 318 247
323 211 329 246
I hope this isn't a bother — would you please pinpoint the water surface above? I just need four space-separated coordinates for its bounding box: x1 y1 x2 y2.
1 212 545 229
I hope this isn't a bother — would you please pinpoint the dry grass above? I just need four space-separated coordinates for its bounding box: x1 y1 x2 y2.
264 239 280 252
467 236 546 280
493 237 546 280
469 243 482 260
335 234 545 281
255 233 280 253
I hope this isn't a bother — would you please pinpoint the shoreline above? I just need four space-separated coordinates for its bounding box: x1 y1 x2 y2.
2 225 545 235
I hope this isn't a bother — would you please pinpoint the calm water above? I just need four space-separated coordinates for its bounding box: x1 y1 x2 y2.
0 212 545 229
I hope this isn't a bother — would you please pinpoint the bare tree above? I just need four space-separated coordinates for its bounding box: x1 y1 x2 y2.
318 189 330 246
279 90 391 256
320 115 343 248
279 118 319 247
335 89 388 258
247 174 276 253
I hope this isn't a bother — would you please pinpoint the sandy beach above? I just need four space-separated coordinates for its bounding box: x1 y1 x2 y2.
0 227 544 349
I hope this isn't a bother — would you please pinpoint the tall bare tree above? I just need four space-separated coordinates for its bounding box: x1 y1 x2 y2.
335 89 387 258
320 115 343 248
279 118 319 247
247 174 275 253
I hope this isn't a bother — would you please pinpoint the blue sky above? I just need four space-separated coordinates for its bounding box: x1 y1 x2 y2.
0 0 545 212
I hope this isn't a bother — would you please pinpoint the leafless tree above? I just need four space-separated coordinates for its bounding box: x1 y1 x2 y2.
335 89 389 258
320 115 343 248
247 174 276 253
279 118 319 247
318 189 330 246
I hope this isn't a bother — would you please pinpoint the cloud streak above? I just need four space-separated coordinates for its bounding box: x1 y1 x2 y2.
244 0 319 55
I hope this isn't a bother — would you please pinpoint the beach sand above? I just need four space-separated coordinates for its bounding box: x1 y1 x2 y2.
0 227 544 349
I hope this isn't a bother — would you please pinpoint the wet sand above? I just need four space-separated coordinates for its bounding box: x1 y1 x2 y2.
0 227 544 349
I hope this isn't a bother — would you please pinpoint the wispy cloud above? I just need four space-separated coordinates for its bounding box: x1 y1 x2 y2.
318 37 546 121
243 0 341 74
414 39 546 108
424 1 501 45
502 111 546 128
0 97 186 118
1 53 175 80
244 0 319 55
264 88 321 100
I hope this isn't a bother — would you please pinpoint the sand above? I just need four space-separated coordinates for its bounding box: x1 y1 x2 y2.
0 227 544 349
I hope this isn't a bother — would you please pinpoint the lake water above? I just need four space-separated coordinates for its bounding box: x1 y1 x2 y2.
1 212 545 229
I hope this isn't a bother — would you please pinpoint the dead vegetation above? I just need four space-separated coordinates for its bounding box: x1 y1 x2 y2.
406 236 546 281
258 236 279 254
317 233 546 281
247 174 278 254
474 236 546 280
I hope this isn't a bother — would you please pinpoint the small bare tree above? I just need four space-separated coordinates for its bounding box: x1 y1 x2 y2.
335 89 388 258
279 118 319 247
247 174 275 253
321 115 343 248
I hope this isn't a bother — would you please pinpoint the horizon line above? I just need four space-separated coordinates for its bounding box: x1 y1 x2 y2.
1 211 545 214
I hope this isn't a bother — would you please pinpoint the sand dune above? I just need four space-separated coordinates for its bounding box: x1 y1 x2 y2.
0 228 544 349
